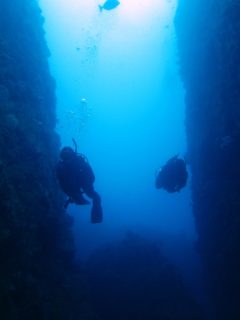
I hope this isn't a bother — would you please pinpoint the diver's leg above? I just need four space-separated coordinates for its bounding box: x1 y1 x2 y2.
84 185 103 223
64 197 72 209
72 190 90 205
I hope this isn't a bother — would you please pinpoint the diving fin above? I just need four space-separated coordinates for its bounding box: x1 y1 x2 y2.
91 201 103 223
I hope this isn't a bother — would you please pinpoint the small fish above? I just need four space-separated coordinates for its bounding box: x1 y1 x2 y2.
99 0 120 12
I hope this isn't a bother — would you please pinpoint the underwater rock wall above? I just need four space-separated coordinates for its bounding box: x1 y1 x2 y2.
175 1 240 318
0 1 95 319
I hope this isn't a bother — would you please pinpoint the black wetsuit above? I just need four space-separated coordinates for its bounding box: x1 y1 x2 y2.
56 154 102 223
155 156 188 193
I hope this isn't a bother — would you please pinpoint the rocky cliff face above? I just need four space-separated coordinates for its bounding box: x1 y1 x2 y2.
175 1 240 318
0 1 95 319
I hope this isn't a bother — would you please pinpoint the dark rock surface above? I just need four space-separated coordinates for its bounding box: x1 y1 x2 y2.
175 1 240 319
0 1 96 319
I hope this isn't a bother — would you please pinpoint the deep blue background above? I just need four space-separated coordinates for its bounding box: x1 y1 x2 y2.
39 0 203 303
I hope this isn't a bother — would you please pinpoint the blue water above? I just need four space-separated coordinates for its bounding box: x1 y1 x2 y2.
39 0 199 291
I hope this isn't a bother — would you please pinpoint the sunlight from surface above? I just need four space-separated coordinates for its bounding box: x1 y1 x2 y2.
40 0 178 124
119 0 171 24
40 0 177 25
38 0 196 253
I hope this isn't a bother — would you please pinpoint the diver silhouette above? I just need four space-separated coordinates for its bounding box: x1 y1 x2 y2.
56 139 103 223
155 155 188 193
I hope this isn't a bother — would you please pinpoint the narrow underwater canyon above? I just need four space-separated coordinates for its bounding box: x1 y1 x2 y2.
0 0 240 319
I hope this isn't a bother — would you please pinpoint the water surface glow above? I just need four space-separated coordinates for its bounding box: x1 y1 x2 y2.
39 0 195 257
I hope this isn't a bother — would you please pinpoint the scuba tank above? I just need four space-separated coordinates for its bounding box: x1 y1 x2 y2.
72 138 95 183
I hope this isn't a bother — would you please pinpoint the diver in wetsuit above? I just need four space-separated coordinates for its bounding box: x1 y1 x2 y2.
56 141 103 223
155 155 188 193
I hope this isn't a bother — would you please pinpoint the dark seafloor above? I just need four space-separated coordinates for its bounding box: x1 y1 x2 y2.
0 0 240 319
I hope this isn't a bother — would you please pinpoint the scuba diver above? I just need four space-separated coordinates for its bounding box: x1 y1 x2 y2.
56 139 103 223
155 155 188 193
